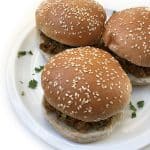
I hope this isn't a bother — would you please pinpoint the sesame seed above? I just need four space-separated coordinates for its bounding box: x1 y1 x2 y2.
66 80 69 82
106 104 109 108
110 101 113 104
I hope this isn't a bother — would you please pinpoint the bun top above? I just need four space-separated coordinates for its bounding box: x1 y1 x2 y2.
103 7 150 67
41 47 132 122
36 0 106 46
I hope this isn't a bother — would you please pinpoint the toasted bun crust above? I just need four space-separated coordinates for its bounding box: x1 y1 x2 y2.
41 47 132 122
103 7 150 67
36 0 106 46
129 74 150 86
43 103 124 143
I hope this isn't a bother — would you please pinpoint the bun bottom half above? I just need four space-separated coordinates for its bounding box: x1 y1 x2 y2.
43 102 125 143
129 74 150 86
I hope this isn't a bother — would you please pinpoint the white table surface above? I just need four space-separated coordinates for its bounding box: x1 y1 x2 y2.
0 0 149 150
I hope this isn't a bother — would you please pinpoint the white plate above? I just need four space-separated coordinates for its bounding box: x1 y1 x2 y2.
6 5 150 150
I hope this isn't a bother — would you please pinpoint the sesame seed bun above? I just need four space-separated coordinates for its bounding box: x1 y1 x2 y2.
103 7 150 67
41 47 132 122
36 0 106 46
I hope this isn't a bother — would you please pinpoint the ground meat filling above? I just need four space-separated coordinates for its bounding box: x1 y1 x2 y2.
40 32 72 54
113 53 150 78
43 99 112 133
100 45 150 78
39 32 101 55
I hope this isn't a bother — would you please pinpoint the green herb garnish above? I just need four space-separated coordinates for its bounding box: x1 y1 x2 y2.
18 50 33 58
113 10 117 14
130 102 137 119
28 51 33 55
28 79 38 89
131 112 136 118
130 100 145 119
137 101 144 108
35 66 44 73
130 102 137 112
18 51 26 58
21 91 25 96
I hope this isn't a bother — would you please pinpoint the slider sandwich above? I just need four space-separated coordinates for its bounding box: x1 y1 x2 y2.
36 0 106 59
41 47 132 143
103 7 150 85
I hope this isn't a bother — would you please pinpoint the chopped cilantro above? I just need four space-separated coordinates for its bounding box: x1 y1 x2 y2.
18 50 33 58
113 10 117 14
18 51 26 58
35 66 44 73
28 51 33 55
130 102 137 112
130 100 145 119
130 102 137 118
131 112 136 118
137 101 144 108
28 79 38 89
